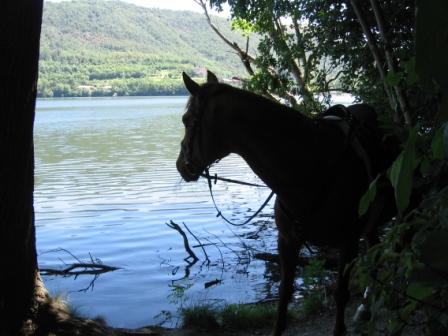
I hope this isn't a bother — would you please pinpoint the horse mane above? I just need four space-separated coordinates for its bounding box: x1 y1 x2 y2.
194 82 308 123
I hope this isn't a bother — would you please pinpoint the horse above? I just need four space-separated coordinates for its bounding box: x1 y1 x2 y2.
176 70 393 336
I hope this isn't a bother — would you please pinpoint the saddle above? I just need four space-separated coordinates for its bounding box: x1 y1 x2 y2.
321 104 383 183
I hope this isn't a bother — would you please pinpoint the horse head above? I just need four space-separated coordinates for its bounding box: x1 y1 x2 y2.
176 70 226 182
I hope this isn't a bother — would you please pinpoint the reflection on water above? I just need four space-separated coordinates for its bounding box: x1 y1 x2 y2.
35 97 278 328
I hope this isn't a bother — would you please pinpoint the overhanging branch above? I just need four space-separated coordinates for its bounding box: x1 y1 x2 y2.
369 0 412 125
349 0 399 121
194 0 255 76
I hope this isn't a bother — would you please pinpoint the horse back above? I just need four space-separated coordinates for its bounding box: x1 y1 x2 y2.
277 103 395 248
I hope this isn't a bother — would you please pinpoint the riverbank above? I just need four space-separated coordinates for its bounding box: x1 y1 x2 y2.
31 295 426 336
28 294 357 336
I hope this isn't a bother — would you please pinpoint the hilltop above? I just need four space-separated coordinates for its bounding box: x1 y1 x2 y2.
38 0 248 97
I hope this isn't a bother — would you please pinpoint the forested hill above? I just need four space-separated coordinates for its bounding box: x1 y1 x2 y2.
38 0 247 97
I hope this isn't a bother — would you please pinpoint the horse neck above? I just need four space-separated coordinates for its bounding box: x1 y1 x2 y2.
214 90 319 196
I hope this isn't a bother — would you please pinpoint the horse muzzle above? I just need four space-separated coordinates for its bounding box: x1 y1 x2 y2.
176 155 201 182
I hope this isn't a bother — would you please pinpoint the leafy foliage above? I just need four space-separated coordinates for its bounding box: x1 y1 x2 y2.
210 0 349 114
299 258 330 317
38 0 247 97
388 128 418 214
355 183 448 334
358 175 379 217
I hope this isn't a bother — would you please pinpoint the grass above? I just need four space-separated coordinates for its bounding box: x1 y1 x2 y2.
298 292 326 318
181 302 299 331
180 258 331 332
181 305 219 330
220 303 278 330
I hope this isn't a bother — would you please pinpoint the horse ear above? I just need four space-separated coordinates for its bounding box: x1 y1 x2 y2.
207 70 219 83
182 72 200 95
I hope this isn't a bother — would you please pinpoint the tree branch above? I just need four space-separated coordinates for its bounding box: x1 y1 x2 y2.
167 220 199 262
349 0 399 121
292 16 308 69
194 0 255 76
369 0 412 125
326 69 345 88
40 263 120 276
182 222 210 265
273 17 306 92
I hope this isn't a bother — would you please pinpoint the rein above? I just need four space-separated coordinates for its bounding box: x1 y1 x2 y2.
203 168 275 227
199 171 268 188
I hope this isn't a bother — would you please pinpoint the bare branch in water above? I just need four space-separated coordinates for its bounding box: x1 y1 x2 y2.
39 248 121 276
182 222 210 265
167 220 199 263
40 263 120 276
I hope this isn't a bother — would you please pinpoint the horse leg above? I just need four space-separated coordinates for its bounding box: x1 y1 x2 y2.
333 242 358 336
272 231 302 336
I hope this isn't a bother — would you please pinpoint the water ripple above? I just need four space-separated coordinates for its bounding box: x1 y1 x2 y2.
35 97 275 328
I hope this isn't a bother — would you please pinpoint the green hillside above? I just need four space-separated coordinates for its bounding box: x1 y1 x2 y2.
38 0 247 97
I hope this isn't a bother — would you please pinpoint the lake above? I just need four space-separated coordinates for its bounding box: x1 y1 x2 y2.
35 96 279 328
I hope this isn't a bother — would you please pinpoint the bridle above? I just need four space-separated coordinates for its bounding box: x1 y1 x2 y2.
180 99 206 177
180 96 275 226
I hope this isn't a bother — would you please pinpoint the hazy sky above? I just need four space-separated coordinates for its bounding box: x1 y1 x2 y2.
120 0 206 12
45 0 229 16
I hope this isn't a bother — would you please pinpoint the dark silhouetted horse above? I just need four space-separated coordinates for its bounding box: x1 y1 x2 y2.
176 71 393 335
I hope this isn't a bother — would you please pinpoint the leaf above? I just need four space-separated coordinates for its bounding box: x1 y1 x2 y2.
231 18 256 36
388 128 418 214
358 175 380 217
385 70 402 87
406 283 433 301
401 302 417 319
431 127 445 160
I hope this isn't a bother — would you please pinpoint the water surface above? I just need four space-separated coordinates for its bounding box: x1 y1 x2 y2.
35 96 277 328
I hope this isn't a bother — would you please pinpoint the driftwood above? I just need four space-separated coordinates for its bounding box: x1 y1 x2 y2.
39 248 121 292
166 220 199 263
204 278 222 289
39 248 121 276
181 222 210 264
40 263 120 276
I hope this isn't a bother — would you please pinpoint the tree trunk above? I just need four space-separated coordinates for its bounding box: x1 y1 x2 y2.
0 0 43 334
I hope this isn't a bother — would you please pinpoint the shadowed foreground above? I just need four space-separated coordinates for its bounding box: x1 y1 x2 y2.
31 292 426 336
30 301 347 336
